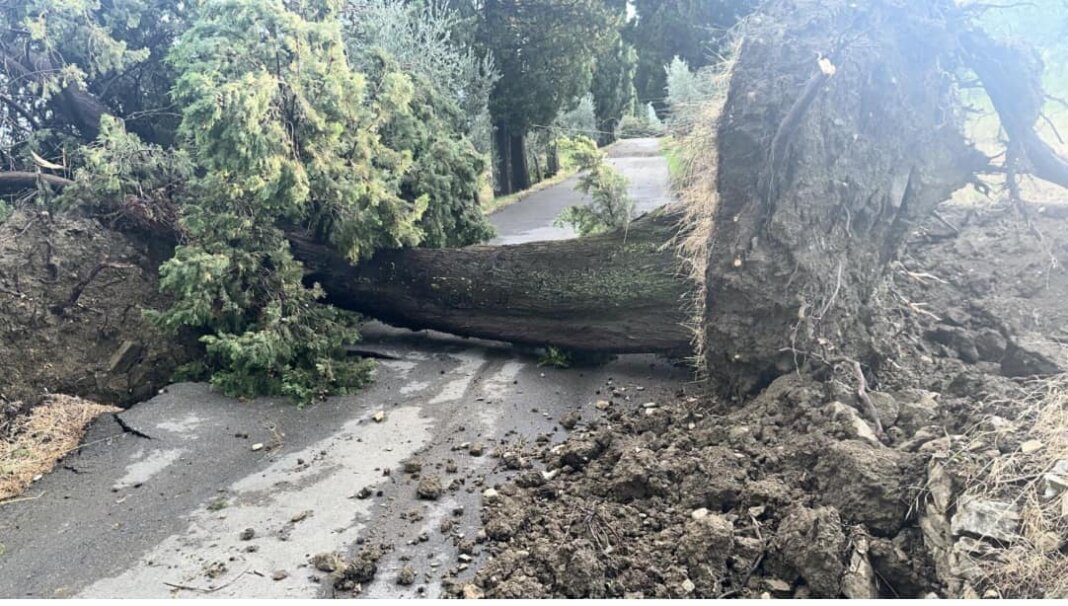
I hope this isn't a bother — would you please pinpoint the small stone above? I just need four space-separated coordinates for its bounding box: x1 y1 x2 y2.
501 452 523 470
764 578 792 595
372 411 386 423
251 443 264 452
417 477 443 500
396 565 416 586
594 400 610 410
560 412 580 430
1021 439 1044 454
354 486 373 500
271 570 289 581
482 488 500 503
458 553 472 563
239 528 255 541
641 401 658 408
462 584 484 599
951 497 1021 543
468 443 484 457
691 508 710 520
681 579 695 594
403 461 422 474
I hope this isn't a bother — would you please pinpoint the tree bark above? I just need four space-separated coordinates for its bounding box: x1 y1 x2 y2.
290 208 691 354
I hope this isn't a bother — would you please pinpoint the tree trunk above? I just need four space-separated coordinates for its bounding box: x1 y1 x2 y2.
700 0 985 394
290 208 691 354
509 130 531 192
547 140 560 177
494 120 513 195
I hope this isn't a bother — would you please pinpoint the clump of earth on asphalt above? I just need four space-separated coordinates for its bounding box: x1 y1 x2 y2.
440 209 1068 599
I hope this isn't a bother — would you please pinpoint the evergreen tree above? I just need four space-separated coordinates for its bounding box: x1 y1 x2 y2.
591 35 638 145
626 0 756 113
476 0 620 194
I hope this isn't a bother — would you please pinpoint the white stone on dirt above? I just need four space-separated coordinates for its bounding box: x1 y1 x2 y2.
681 579 695 594
482 488 499 503
1041 460 1068 501
371 411 386 423
951 497 1021 543
827 401 880 445
690 508 709 520
1020 439 1044 454
250 443 264 452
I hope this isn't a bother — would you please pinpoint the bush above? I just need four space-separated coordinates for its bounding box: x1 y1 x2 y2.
554 136 634 236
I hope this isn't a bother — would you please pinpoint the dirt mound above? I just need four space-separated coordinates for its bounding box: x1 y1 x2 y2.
0 209 190 413
449 207 1068 599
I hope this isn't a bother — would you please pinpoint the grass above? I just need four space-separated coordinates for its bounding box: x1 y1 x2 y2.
946 375 1068 597
1 395 120 501
659 136 686 189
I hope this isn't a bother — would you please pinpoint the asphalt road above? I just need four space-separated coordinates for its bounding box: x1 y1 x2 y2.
0 137 683 599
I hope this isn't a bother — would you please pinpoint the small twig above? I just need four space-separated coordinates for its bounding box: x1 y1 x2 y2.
164 567 250 594
0 491 47 506
51 261 132 315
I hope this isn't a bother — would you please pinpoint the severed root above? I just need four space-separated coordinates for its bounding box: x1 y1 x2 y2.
851 361 884 437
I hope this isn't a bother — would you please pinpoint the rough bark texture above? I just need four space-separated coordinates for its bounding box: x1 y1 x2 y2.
291 208 691 354
703 0 985 394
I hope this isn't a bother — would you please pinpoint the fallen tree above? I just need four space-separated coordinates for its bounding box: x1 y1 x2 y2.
290 209 691 354
2 0 1068 399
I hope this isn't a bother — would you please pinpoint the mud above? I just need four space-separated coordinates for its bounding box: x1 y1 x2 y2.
0 209 190 414
453 206 1068 599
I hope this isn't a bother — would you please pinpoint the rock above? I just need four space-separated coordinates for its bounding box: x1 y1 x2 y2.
951 497 1021 543
396 565 416 586
1020 439 1044 454
372 410 386 423
768 506 847 597
728 426 750 440
560 411 580 430
1041 460 1068 500
239 527 255 541
468 443 484 456
815 441 913 535
866 391 900 429
354 486 373 500
594 400 610 410
482 488 500 503
841 540 878 599
416 477 443 500
501 451 524 470
251 443 264 452
463 584 485 599
691 507 710 520
681 578 696 594
763 578 792 596
827 401 880 445
895 389 940 432
403 460 422 474
641 401 658 409
312 552 343 573
271 570 289 581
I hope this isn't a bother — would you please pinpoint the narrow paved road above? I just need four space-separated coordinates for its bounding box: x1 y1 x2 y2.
0 138 683 599
490 137 670 244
